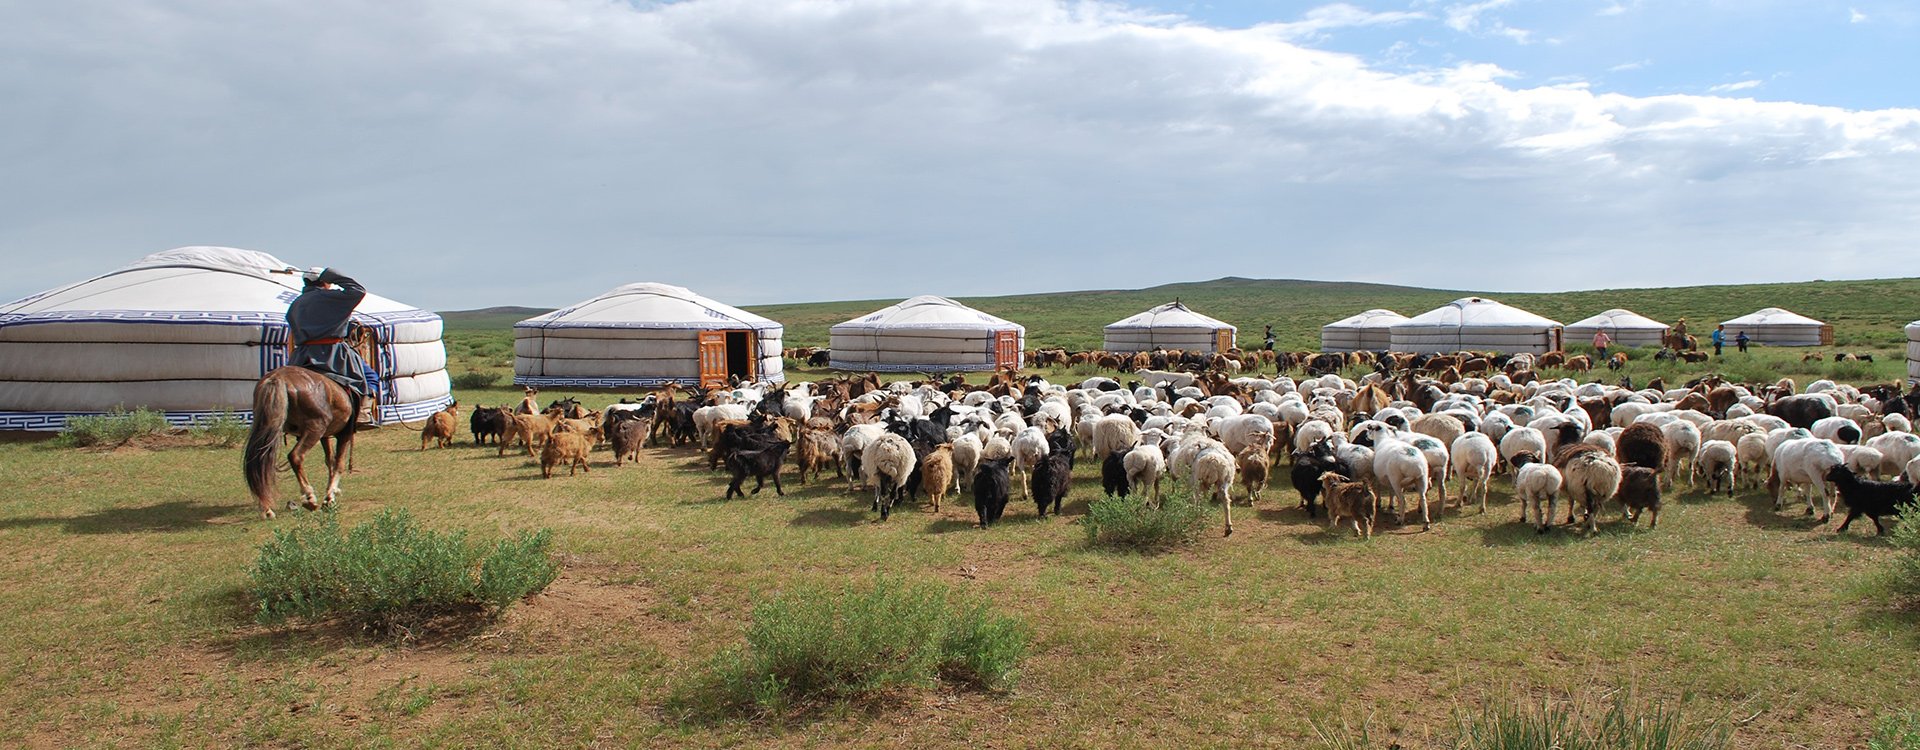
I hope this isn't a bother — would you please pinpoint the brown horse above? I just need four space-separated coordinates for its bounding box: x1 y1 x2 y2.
244 367 360 519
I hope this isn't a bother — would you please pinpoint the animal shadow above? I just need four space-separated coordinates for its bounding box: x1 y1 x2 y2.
0 500 235 535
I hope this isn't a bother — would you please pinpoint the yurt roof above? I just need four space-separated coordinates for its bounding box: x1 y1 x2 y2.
1721 307 1825 327
1323 309 1409 329
1565 309 1669 331
517 282 779 332
1394 297 1562 328
832 295 1022 332
0 246 431 325
1908 320 1920 336
1105 302 1234 332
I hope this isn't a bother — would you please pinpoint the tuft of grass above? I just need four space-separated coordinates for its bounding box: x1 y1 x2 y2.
1881 505 1920 606
672 577 1029 720
184 410 249 448
246 508 558 634
54 407 172 448
1450 694 1730 750
449 371 502 389
1872 710 1920 750
1083 490 1213 552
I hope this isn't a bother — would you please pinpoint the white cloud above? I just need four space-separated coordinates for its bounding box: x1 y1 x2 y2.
1709 79 1764 93
1434 0 1535 43
1851 7 1869 23
0 0 1916 309
1608 59 1651 72
1257 3 1427 39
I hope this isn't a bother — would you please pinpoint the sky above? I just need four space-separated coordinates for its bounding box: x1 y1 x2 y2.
1 0 1915 311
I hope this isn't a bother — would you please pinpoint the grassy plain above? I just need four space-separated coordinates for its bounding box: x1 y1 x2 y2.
3 276 1918 748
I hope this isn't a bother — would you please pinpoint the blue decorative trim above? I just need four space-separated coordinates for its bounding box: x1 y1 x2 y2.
0 394 454 432
515 321 781 334
513 373 785 389
827 360 1010 372
0 308 440 329
381 395 455 423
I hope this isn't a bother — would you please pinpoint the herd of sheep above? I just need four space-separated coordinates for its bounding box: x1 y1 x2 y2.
434 357 1920 539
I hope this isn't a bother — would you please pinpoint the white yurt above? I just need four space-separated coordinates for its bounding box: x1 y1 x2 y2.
0 247 451 431
1103 302 1236 353
1320 309 1408 353
829 296 1024 372
1390 297 1564 354
1905 321 1919 385
1719 308 1831 347
1563 309 1670 349
514 283 783 389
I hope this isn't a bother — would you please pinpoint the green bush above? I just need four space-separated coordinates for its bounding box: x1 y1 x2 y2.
1083 490 1213 552
247 508 558 633
55 407 173 447
1884 505 1920 605
1872 710 1920 750
450 371 502 389
675 577 1029 719
185 410 249 448
1451 696 1730 750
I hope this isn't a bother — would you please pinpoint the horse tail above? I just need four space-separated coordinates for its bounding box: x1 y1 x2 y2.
245 374 288 512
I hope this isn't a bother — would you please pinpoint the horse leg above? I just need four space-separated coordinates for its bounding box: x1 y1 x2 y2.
324 432 352 507
288 429 324 510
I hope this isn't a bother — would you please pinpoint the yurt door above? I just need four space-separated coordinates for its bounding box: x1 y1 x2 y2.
1214 329 1233 353
994 330 1020 369
698 331 730 390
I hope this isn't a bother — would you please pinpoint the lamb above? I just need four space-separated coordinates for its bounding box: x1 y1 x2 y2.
1737 433 1772 489
863 432 918 521
1510 452 1563 533
1614 465 1663 529
1696 439 1737 497
1825 464 1919 535
420 401 458 450
1451 432 1498 513
972 457 1015 528
1319 473 1377 539
918 445 955 513
1769 437 1845 522
539 430 592 478
1558 446 1623 532
1124 442 1167 505
1102 450 1131 498
1030 446 1073 518
1237 446 1269 502
1192 444 1238 536
724 439 792 499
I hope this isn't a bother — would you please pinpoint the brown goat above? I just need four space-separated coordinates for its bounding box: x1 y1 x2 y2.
795 424 839 484
501 412 557 457
919 445 955 512
540 430 593 478
420 402 458 450
1320 472 1378 539
1237 446 1269 502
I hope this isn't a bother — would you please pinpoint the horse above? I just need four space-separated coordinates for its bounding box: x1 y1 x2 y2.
243 367 360 519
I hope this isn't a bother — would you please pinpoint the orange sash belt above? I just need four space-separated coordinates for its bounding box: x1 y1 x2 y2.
300 337 345 346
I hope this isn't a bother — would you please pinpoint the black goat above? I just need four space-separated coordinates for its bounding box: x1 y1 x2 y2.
1615 466 1663 529
724 439 792 499
470 406 509 445
1827 464 1920 535
1101 450 1130 498
1031 448 1072 518
974 457 1014 528
806 350 831 366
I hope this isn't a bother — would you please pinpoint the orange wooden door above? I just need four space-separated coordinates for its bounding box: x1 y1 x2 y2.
994 330 1020 369
1215 328 1234 353
698 331 729 389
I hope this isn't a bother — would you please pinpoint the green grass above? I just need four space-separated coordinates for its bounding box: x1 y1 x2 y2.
1082 490 1214 552
55 406 174 447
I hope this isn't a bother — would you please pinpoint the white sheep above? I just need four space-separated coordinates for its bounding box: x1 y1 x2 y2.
1736 433 1771 490
1211 413 1275 456
1124 442 1167 505
1696 439 1737 496
1498 426 1547 468
1450 432 1498 513
1841 445 1886 480
1092 413 1141 459
1811 415 1863 445
862 432 918 520
951 433 984 491
1771 437 1845 522
1660 420 1702 487
1011 427 1051 500
1192 444 1238 536
1868 432 1920 478
1581 430 1616 454
838 422 887 491
1560 449 1623 531
1512 454 1564 533
1363 423 1433 530
1908 455 1920 484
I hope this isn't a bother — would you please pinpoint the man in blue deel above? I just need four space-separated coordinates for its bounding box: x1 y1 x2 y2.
287 266 377 424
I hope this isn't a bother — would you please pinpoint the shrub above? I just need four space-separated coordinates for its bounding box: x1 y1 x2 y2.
1083 490 1213 552
1884 505 1920 606
450 371 502 389
1451 695 1730 750
185 410 249 448
247 508 558 633
55 407 172 447
675 577 1029 719
1871 710 1920 750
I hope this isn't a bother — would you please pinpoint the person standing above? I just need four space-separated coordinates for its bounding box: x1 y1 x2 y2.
287 267 376 424
1736 330 1749 354
1592 328 1612 362
1710 324 1726 357
1263 324 1275 352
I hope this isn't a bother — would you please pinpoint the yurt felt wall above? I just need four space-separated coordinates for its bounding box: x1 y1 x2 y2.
1906 321 1919 385
1103 302 1235 353
1389 297 1563 355
1563 309 1670 349
829 296 1024 372
514 283 783 388
0 247 451 431
1320 309 1407 352
1718 308 1831 347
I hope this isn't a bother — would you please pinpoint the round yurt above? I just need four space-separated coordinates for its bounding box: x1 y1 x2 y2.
1905 321 1919 385
0 247 450 431
829 296 1024 372
514 283 783 389
1719 308 1831 347
1321 309 1407 353
1563 309 1670 349
1103 302 1236 353
1389 297 1563 354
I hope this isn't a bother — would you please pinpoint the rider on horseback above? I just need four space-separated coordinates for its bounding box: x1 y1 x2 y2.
288 267 377 425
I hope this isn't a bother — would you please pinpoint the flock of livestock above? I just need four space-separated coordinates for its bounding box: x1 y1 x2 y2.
423 351 1920 539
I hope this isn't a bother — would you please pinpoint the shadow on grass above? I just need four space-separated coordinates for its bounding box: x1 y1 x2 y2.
926 518 979 534
1741 492 1829 532
0 500 237 535
790 507 868 527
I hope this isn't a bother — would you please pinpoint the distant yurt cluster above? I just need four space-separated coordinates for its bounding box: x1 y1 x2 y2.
1389 297 1563 355
1720 308 1831 347
1563 309 1669 348
1320 309 1407 352
514 283 783 389
829 296 1024 372
0 247 451 431
1104 302 1235 353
